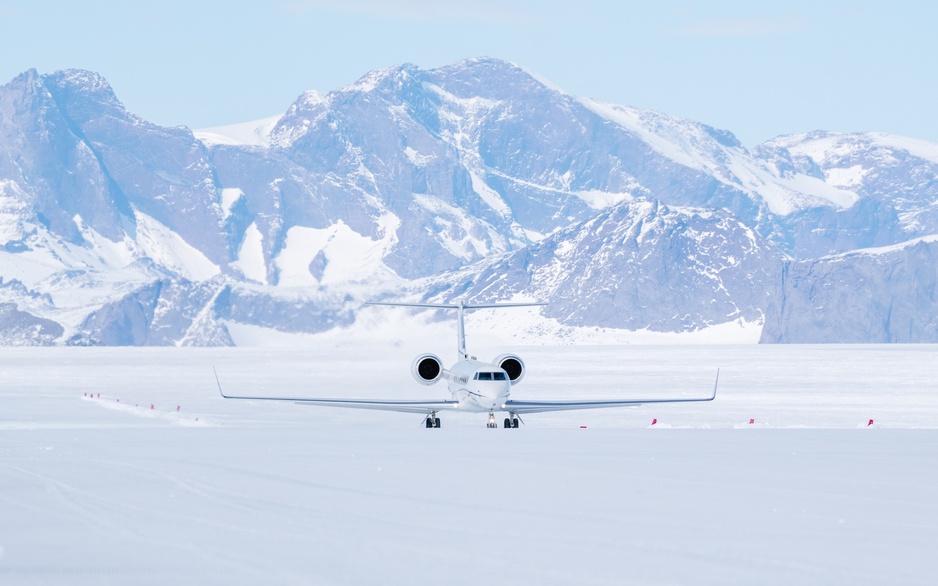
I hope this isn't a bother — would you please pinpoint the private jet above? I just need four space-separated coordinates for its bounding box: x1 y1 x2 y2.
216 300 719 428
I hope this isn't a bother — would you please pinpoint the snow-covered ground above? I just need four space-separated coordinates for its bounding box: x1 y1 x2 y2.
2 344 937 584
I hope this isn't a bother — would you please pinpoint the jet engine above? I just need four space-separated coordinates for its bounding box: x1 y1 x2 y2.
411 353 444 385
493 353 526 385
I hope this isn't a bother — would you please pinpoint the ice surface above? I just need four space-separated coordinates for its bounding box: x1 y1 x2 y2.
193 115 282 148
232 222 267 284
273 219 401 288
133 211 220 281
1 345 937 585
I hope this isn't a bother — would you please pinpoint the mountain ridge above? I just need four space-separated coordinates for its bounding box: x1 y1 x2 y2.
1 58 936 344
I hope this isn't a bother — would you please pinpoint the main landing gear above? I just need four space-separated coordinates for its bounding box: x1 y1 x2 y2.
486 411 520 428
424 411 441 428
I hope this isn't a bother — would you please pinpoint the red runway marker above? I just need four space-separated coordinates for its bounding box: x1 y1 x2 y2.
651 418 657 426
579 425 587 429
150 404 154 410
749 418 754 425
867 419 874 427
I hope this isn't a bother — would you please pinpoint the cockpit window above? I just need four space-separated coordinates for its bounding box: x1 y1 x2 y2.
473 371 506 381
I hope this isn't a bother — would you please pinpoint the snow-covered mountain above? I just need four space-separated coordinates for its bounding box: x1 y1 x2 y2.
0 58 935 344
423 198 784 332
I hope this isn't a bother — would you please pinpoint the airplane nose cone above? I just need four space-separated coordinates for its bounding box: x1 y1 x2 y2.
495 384 510 407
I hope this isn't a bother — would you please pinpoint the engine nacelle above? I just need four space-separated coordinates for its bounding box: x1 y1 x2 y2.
493 353 526 385
411 353 444 385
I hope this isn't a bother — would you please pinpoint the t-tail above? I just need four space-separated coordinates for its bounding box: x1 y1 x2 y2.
365 299 547 359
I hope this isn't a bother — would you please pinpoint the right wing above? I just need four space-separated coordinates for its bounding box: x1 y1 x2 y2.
214 368 459 414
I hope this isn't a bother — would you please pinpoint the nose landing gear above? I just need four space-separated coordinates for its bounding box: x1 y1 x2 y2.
488 411 521 429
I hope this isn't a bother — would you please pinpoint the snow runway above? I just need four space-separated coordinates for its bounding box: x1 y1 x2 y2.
1 345 937 584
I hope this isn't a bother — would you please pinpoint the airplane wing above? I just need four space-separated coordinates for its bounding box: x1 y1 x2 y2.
501 369 720 414
214 368 459 414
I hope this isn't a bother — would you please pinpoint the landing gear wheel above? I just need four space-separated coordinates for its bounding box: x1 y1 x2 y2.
426 418 434 428
504 418 512 429
434 418 441 428
512 418 519 428
487 411 497 428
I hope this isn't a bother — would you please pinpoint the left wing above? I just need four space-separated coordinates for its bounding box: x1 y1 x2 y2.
214 368 459 414
502 369 720 414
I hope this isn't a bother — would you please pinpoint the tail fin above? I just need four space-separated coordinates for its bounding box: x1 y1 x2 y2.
366 299 547 359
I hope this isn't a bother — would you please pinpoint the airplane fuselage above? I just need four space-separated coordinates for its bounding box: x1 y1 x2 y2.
444 359 511 412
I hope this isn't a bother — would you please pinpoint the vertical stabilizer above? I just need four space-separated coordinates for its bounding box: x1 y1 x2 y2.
365 300 547 360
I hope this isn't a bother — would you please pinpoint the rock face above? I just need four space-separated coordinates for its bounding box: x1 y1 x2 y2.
0 59 936 344
761 238 938 343
0 302 63 345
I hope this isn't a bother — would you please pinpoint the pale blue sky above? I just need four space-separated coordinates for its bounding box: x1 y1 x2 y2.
1 0 935 146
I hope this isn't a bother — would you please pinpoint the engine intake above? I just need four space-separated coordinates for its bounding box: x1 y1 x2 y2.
411 353 444 385
493 353 526 385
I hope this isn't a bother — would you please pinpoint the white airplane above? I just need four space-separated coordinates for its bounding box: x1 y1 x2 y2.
216 300 719 428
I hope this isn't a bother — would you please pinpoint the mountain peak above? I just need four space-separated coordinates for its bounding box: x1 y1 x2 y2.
428 57 555 100
40 68 131 125
341 62 422 95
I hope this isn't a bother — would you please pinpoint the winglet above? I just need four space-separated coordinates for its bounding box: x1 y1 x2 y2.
213 367 230 399
711 368 720 400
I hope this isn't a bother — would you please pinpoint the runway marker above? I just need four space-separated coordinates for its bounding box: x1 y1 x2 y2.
150 404 154 410
176 406 180 412
651 418 657 426
749 418 755 425
867 419 874 427
579 425 587 429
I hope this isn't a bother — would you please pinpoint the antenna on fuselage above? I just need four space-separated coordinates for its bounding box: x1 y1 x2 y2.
365 299 547 360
